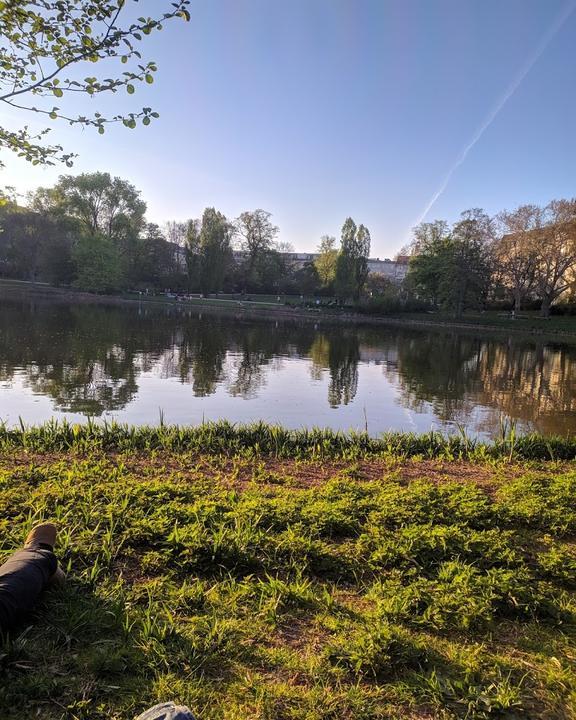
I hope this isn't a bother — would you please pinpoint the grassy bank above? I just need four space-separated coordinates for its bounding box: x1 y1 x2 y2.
0 423 575 719
4 278 576 338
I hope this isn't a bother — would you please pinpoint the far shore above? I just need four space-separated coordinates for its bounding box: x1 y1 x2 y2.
2 277 576 340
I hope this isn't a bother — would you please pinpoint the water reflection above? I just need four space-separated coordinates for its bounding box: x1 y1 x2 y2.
1 291 576 436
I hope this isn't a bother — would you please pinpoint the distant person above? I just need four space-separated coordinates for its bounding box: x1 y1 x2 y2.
0 524 196 720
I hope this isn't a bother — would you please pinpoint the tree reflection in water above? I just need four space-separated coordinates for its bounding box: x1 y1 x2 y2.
1 290 576 435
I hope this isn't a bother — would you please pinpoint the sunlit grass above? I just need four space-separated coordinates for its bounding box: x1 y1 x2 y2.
0 425 574 718
1 418 576 461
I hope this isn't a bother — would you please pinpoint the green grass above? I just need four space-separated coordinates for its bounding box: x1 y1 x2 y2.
0 424 575 718
401 310 576 335
1 418 576 460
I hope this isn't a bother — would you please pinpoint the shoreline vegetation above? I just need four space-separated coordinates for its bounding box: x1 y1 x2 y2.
0 421 575 718
3 278 576 340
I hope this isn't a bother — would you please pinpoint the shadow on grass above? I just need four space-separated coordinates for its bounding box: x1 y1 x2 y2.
0 579 150 718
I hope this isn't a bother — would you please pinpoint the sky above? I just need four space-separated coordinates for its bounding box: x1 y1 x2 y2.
2 0 576 256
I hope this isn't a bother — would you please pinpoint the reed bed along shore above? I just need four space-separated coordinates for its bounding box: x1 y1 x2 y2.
0 422 574 719
1 418 576 460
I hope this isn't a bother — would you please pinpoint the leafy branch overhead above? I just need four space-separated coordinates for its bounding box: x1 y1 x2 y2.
0 0 190 166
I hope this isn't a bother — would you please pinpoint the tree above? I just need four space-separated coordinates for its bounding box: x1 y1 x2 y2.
33 172 146 288
184 219 201 290
235 210 279 290
72 232 123 292
136 223 181 289
164 220 188 247
334 219 357 301
533 199 576 317
494 205 541 312
334 218 371 302
408 211 492 317
0 1 190 167
315 235 338 287
366 273 396 296
0 203 74 283
292 262 321 296
446 211 493 317
33 172 146 240
188 208 233 296
406 221 449 306
355 224 371 297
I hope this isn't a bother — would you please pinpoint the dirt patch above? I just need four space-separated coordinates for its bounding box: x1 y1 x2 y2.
0 450 551 496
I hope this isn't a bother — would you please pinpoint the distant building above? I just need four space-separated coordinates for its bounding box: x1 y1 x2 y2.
282 252 409 282
366 256 409 281
206 249 410 282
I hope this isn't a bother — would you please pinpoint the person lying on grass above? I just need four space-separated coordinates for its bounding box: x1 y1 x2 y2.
0 522 195 720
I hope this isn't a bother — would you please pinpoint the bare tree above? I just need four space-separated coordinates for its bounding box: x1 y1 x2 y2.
534 199 576 317
235 210 279 260
494 205 542 312
164 221 188 247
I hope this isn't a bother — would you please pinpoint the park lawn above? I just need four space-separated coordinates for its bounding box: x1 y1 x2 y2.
0 424 575 719
400 310 576 335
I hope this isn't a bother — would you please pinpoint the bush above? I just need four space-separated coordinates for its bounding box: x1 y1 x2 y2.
358 295 431 315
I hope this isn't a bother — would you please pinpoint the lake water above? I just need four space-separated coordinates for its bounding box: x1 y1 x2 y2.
1 290 575 438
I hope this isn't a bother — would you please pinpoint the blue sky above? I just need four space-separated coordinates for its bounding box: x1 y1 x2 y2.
2 0 576 255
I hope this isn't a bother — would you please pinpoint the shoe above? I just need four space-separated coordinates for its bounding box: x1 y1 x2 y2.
25 522 57 550
25 522 66 587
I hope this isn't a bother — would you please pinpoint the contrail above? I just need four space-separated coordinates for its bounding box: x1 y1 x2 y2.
412 0 576 229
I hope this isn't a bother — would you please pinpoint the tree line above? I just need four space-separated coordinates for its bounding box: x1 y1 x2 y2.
0 172 372 300
2 171 574 317
405 200 576 318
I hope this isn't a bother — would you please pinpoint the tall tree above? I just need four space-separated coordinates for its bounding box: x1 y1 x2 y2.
0 1 189 167
446 211 493 317
406 221 450 306
355 224 371 298
32 172 146 290
334 218 357 301
184 219 201 290
315 235 338 287
194 208 233 296
334 218 371 302
32 172 146 241
234 209 279 290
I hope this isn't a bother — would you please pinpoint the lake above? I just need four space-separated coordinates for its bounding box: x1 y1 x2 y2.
1 289 575 437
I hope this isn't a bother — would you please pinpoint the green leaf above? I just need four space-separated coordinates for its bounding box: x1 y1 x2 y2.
49 111 57 120
145 74 154 84
98 126 105 134
126 84 135 94
53 87 63 97
142 116 150 126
